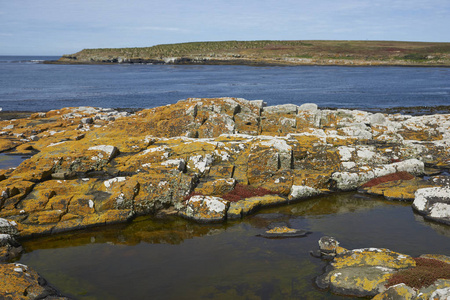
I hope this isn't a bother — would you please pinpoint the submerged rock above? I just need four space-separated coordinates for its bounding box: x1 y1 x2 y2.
257 226 311 238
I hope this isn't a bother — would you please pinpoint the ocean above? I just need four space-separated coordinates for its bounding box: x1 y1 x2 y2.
0 55 449 112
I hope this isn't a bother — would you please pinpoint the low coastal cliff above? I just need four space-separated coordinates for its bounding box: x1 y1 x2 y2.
53 40 450 66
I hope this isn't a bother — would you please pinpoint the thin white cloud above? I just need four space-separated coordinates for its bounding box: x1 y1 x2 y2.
123 26 188 32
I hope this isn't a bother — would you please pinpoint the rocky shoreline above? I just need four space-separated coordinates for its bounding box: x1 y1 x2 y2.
49 56 450 67
0 97 449 298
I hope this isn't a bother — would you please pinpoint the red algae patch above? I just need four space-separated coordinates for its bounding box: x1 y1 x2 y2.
362 171 415 188
221 183 276 202
386 257 450 289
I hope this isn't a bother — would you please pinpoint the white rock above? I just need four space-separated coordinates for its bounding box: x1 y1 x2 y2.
103 177 126 189
88 145 119 160
161 159 186 171
413 187 450 214
189 154 214 174
263 104 298 115
332 159 424 191
368 113 386 125
299 103 318 111
429 203 450 219
289 185 321 201
430 287 450 299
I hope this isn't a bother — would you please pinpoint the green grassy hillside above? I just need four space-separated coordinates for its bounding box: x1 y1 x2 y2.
56 40 450 66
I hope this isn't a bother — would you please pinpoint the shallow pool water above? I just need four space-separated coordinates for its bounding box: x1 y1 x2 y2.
18 192 450 299
0 153 30 169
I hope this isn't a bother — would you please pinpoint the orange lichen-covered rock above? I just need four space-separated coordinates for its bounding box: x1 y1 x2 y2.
362 177 434 201
0 98 448 236
315 239 417 298
0 263 68 299
180 195 229 222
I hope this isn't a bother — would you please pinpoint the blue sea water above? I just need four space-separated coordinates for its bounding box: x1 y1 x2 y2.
0 55 449 112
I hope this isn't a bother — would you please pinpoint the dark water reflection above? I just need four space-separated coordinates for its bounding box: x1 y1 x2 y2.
19 193 450 300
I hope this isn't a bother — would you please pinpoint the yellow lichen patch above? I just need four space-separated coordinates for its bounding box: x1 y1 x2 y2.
266 226 297 234
292 169 333 190
372 283 417 300
0 263 63 299
332 248 416 270
363 178 434 200
336 246 348 255
195 178 236 196
227 195 287 219
327 266 394 297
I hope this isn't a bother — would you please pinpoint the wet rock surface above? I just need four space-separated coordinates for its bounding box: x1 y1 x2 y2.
0 97 448 237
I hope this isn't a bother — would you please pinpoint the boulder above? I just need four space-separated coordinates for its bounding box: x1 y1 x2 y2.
317 236 347 257
298 103 318 111
315 239 416 298
413 187 450 225
181 195 229 222
317 266 394 297
288 185 322 202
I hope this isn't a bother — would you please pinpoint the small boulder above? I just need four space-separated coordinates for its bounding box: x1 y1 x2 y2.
316 266 394 297
181 195 229 222
257 226 311 238
413 187 450 225
288 185 321 202
298 103 318 111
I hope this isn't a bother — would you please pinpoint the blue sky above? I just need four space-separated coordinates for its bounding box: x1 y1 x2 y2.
1 0 449 55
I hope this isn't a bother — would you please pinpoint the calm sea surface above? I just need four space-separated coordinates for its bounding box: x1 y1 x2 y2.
1 56 449 112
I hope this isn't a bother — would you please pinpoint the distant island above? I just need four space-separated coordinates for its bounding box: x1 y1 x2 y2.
53 40 450 66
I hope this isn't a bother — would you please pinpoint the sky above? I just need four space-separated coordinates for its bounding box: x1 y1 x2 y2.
1 0 449 56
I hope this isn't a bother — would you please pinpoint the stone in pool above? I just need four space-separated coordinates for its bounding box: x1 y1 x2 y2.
257 226 311 238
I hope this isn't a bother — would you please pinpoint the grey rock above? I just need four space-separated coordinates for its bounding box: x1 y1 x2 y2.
0 218 19 236
323 266 394 297
413 187 450 225
369 113 387 125
263 104 298 115
299 103 318 111
81 117 94 124
318 236 340 255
